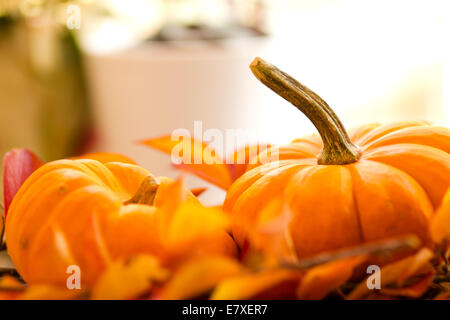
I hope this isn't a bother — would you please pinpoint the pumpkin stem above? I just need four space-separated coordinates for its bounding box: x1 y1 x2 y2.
124 175 159 205
250 57 361 165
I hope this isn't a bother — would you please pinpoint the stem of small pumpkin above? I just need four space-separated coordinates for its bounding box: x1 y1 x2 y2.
125 175 159 205
250 57 361 165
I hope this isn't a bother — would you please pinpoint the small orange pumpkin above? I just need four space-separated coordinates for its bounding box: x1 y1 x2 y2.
6 159 236 286
224 58 450 259
431 188 450 243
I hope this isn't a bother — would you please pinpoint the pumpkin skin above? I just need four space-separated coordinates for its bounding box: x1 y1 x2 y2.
6 159 236 286
431 188 450 243
224 58 450 259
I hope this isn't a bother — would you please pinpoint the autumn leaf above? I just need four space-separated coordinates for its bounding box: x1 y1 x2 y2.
158 256 242 299
157 193 237 261
91 255 169 300
296 255 367 300
380 272 434 299
190 187 207 197
140 135 270 189
0 275 24 300
347 248 434 299
3 148 44 217
165 203 229 247
20 285 85 300
140 135 232 189
211 269 302 300
246 197 297 265
226 144 271 180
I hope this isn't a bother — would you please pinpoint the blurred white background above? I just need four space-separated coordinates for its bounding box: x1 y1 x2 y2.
0 0 439 203
82 0 450 142
75 0 450 203
260 0 449 143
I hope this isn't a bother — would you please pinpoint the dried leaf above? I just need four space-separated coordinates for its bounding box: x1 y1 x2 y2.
20 285 84 300
227 144 271 180
91 255 169 300
434 284 450 300
153 177 199 216
158 256 242 299
190 187 207 197
3 148 43 217
0 276 78 301
297 255 367 300
246 197 297 265
380 272 434 299
141 136 271 189
0 275 24 300
165 202 230 249
283 236 421 271
347 248 434 299
211 269 302 300
396 248 434 286
140 136 232 189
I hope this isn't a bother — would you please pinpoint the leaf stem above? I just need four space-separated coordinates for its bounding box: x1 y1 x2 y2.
250 57 361 165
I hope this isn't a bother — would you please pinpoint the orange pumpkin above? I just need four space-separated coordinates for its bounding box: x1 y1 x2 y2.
431 188 450 243
224 58 450 259
6 159 236 286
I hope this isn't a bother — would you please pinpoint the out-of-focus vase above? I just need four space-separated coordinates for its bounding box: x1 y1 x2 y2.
84 38 267 204
0 18 90 160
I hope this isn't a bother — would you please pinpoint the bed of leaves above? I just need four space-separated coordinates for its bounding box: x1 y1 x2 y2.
0 146 449 300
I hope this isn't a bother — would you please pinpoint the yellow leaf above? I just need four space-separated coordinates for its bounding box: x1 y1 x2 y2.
140 136 232 189
297 255 367 300
380 272 434 299
166 202 230 248
91 255 169 300
159 256 242 299
431 188 450 243
211 269 302 300
347 248 433 300
20 285 83 300
249 197 297 264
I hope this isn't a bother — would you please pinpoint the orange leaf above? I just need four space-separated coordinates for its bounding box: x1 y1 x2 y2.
151 178 237 263
247 197 297 264
396 248 434 285
347 248 434 299
20 285 84 300
190 187 207 197
140 135 232 189
0 275 24 300
211 269 302 300
380 272 434 299
227 144 271 180
3 148 43 217
165 202 230 250
91 255 169 300
297 255 367 300
158 256 242 299
141 136 272 189
153 177 199 223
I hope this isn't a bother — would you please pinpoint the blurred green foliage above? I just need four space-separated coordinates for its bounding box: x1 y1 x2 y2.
0 17 90 162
